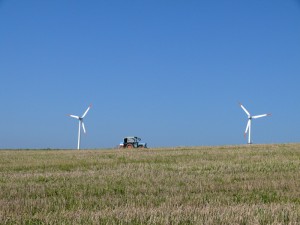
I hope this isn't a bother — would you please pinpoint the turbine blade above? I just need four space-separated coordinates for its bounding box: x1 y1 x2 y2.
82 104 92 118
239 103 250 116
252 113 271 119
82 122 86 133
69 114 79 119
244 120 250 137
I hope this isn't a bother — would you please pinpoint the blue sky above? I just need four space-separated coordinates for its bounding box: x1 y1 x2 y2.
0 0 299 149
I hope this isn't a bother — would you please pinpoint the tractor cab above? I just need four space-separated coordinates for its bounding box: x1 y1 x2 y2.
119 136 147 148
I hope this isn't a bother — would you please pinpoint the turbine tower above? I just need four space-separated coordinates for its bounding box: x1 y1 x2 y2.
68 104 92 150
239 103 271 144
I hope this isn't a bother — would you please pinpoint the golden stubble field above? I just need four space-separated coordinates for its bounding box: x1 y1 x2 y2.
0 144 300 224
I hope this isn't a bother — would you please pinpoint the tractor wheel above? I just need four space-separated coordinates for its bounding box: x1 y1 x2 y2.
126 144 133 149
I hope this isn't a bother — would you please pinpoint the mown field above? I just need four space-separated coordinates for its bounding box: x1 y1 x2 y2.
0 144 300 224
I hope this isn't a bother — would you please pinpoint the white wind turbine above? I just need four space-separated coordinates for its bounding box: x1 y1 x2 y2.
68 104 92 150
239 103 271 144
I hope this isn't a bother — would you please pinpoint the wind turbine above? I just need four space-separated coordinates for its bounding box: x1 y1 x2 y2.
68 104 92 150
239 103 271 144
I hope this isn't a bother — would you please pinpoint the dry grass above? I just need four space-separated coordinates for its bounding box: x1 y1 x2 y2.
0 144 300 224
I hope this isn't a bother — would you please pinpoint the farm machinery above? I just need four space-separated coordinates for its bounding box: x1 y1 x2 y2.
119 136 147 149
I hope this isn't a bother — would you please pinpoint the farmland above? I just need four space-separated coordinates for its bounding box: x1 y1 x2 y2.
1 144 300 224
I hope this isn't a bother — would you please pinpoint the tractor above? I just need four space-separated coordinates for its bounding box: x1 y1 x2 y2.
119 136 147 149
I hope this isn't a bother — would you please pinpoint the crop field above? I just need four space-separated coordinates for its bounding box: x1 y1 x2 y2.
1 144 300 224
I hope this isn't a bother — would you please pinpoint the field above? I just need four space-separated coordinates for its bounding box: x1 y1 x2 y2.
1 144 300 224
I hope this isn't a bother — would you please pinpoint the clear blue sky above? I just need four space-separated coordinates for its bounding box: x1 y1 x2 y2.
1 0 299 149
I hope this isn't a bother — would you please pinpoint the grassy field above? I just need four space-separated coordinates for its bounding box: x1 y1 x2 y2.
0 144 300 224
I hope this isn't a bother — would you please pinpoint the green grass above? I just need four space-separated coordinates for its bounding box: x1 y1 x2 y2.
1 144 300 224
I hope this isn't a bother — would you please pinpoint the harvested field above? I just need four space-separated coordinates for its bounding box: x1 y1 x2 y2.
1 144 300 224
